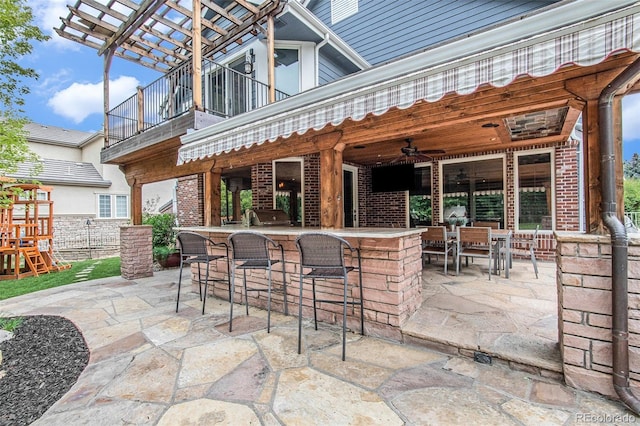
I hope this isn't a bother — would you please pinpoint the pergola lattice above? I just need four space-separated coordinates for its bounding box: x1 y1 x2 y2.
55 0 282 73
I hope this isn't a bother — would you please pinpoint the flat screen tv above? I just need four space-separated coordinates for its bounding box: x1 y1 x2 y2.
371 163 415 193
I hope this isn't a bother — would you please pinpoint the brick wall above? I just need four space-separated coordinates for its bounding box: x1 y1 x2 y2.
557 232 640 399
172 142 577 262
120 225 153 279
252 163 273 210
176 174 203 226
304 155 320 226
361 167 408 227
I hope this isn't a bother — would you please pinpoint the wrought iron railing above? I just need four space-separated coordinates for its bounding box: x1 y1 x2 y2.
106 58 290 146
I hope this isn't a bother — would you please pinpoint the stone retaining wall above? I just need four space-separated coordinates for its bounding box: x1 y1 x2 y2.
557 232 640 398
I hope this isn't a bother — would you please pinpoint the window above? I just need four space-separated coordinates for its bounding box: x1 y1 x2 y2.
275 48 300 96
409 164 432 226
516 150 553 230
331 0 358 24
441 156 505 228
273 158 304 225
98 194 129 219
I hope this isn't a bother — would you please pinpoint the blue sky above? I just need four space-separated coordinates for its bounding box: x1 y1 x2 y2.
20 1 640 160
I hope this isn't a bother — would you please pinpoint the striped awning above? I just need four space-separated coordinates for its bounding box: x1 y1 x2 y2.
177 2 640 165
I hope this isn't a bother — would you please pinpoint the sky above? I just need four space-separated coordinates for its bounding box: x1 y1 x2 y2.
18 0 640 160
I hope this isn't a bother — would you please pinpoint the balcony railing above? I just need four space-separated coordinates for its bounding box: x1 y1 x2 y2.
106 58 290 147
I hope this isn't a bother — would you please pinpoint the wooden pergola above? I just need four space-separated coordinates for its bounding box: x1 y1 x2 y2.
55 0 282 143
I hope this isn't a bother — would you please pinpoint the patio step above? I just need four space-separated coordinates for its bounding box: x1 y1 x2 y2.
400 327 563 381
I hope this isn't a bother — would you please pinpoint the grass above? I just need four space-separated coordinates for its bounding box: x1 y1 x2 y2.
0 257 121 301
0 316 23 332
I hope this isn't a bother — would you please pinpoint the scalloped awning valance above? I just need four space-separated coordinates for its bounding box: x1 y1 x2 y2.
177 3 640 165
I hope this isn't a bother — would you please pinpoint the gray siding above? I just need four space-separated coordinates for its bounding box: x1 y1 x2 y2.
318 51 353 85
308 0 560 65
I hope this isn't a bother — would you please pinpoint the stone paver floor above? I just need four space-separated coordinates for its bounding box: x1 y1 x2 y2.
0 267 634 425
405 259 561 373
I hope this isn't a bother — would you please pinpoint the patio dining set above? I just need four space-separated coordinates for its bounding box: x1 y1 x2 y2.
174 230 364 361
420 224 539 280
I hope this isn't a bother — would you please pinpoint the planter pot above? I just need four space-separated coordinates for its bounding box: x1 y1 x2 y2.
158 252 181 268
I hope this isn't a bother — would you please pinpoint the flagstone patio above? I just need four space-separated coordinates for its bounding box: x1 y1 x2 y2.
0 262 633 425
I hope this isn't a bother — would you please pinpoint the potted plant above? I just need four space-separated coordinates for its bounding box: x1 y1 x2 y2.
142 213 180 268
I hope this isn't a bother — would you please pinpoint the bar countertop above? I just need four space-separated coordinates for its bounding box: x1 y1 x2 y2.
176 225 424 239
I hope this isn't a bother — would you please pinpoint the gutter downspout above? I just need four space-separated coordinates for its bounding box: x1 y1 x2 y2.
315 34 330 86
598 57 640 415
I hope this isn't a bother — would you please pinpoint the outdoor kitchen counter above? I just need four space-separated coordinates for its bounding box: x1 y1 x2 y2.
177 226 424 341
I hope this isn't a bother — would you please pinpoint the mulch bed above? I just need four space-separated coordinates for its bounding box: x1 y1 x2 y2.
0 315 89 426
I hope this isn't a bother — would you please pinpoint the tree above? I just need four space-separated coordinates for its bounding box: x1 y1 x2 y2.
0 0 48 179
624 179 640 213
624 153 640 179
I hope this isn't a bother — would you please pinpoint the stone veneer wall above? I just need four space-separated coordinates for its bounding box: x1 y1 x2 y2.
196 231 423 341
557 232 640 398
120 225 153 279
53 215 125 260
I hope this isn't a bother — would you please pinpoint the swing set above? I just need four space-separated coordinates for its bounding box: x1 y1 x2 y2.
0 178 70 280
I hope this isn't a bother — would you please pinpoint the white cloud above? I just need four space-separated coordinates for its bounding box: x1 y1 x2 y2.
47 76 139 124
30 0 82 50
623 93 640 141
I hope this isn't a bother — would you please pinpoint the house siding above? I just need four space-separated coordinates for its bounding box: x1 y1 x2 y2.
318 51 353 85
307 0 560 65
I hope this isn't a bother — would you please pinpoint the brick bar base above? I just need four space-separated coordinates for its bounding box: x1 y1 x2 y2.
196 231 423 341
557 232 640 398
120 225 154 280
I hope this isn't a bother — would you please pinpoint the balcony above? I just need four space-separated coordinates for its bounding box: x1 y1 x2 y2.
103 58 289 162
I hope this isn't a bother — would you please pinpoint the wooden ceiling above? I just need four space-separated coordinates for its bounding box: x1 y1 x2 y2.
55 0 282 73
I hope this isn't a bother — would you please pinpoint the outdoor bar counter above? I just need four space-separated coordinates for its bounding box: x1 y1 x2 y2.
177 226 424 340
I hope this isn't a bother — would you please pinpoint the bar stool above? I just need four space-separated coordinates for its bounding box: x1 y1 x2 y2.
228 231 287 333
175 231 230 314
295 232 364 361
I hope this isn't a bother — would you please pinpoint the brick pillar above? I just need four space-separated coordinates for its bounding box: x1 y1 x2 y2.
120 225 153 279
557 232 640 399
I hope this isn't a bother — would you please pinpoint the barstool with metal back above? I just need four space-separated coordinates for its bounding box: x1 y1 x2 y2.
295 232 364 361
228 231 288 333
175 231 230 314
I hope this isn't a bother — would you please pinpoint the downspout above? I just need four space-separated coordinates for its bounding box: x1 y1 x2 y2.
315 34 330 86
598 56 640 415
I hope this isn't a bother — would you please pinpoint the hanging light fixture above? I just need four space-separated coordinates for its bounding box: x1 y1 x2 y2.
244 48 255 74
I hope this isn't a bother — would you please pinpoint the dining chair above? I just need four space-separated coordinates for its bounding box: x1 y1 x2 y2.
456 226 492 280
472 220 500 229
227 231 288 333
175 231 230 314
421 226 455 274
295 232 364 361
500 225 539 278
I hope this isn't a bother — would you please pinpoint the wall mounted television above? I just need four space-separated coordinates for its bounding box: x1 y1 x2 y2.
371 163 415 193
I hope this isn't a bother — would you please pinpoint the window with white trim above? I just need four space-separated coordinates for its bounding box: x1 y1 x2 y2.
515 150 554 231
331 0 358 24
440 156 505 228
98 194 129 219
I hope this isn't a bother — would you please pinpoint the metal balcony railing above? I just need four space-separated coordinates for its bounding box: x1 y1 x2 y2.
106 58 290 147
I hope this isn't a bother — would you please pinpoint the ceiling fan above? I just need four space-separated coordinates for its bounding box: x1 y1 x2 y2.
391 138 445 163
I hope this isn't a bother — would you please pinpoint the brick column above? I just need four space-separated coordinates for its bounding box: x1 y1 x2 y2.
557 232 640 398
120 225 153 279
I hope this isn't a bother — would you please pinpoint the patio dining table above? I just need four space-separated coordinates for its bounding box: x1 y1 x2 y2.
447 228 512 278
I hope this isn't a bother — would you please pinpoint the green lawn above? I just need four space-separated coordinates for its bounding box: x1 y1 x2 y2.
0 257 121 300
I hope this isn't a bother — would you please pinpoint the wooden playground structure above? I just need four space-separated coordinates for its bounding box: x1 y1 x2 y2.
0 178 70 280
